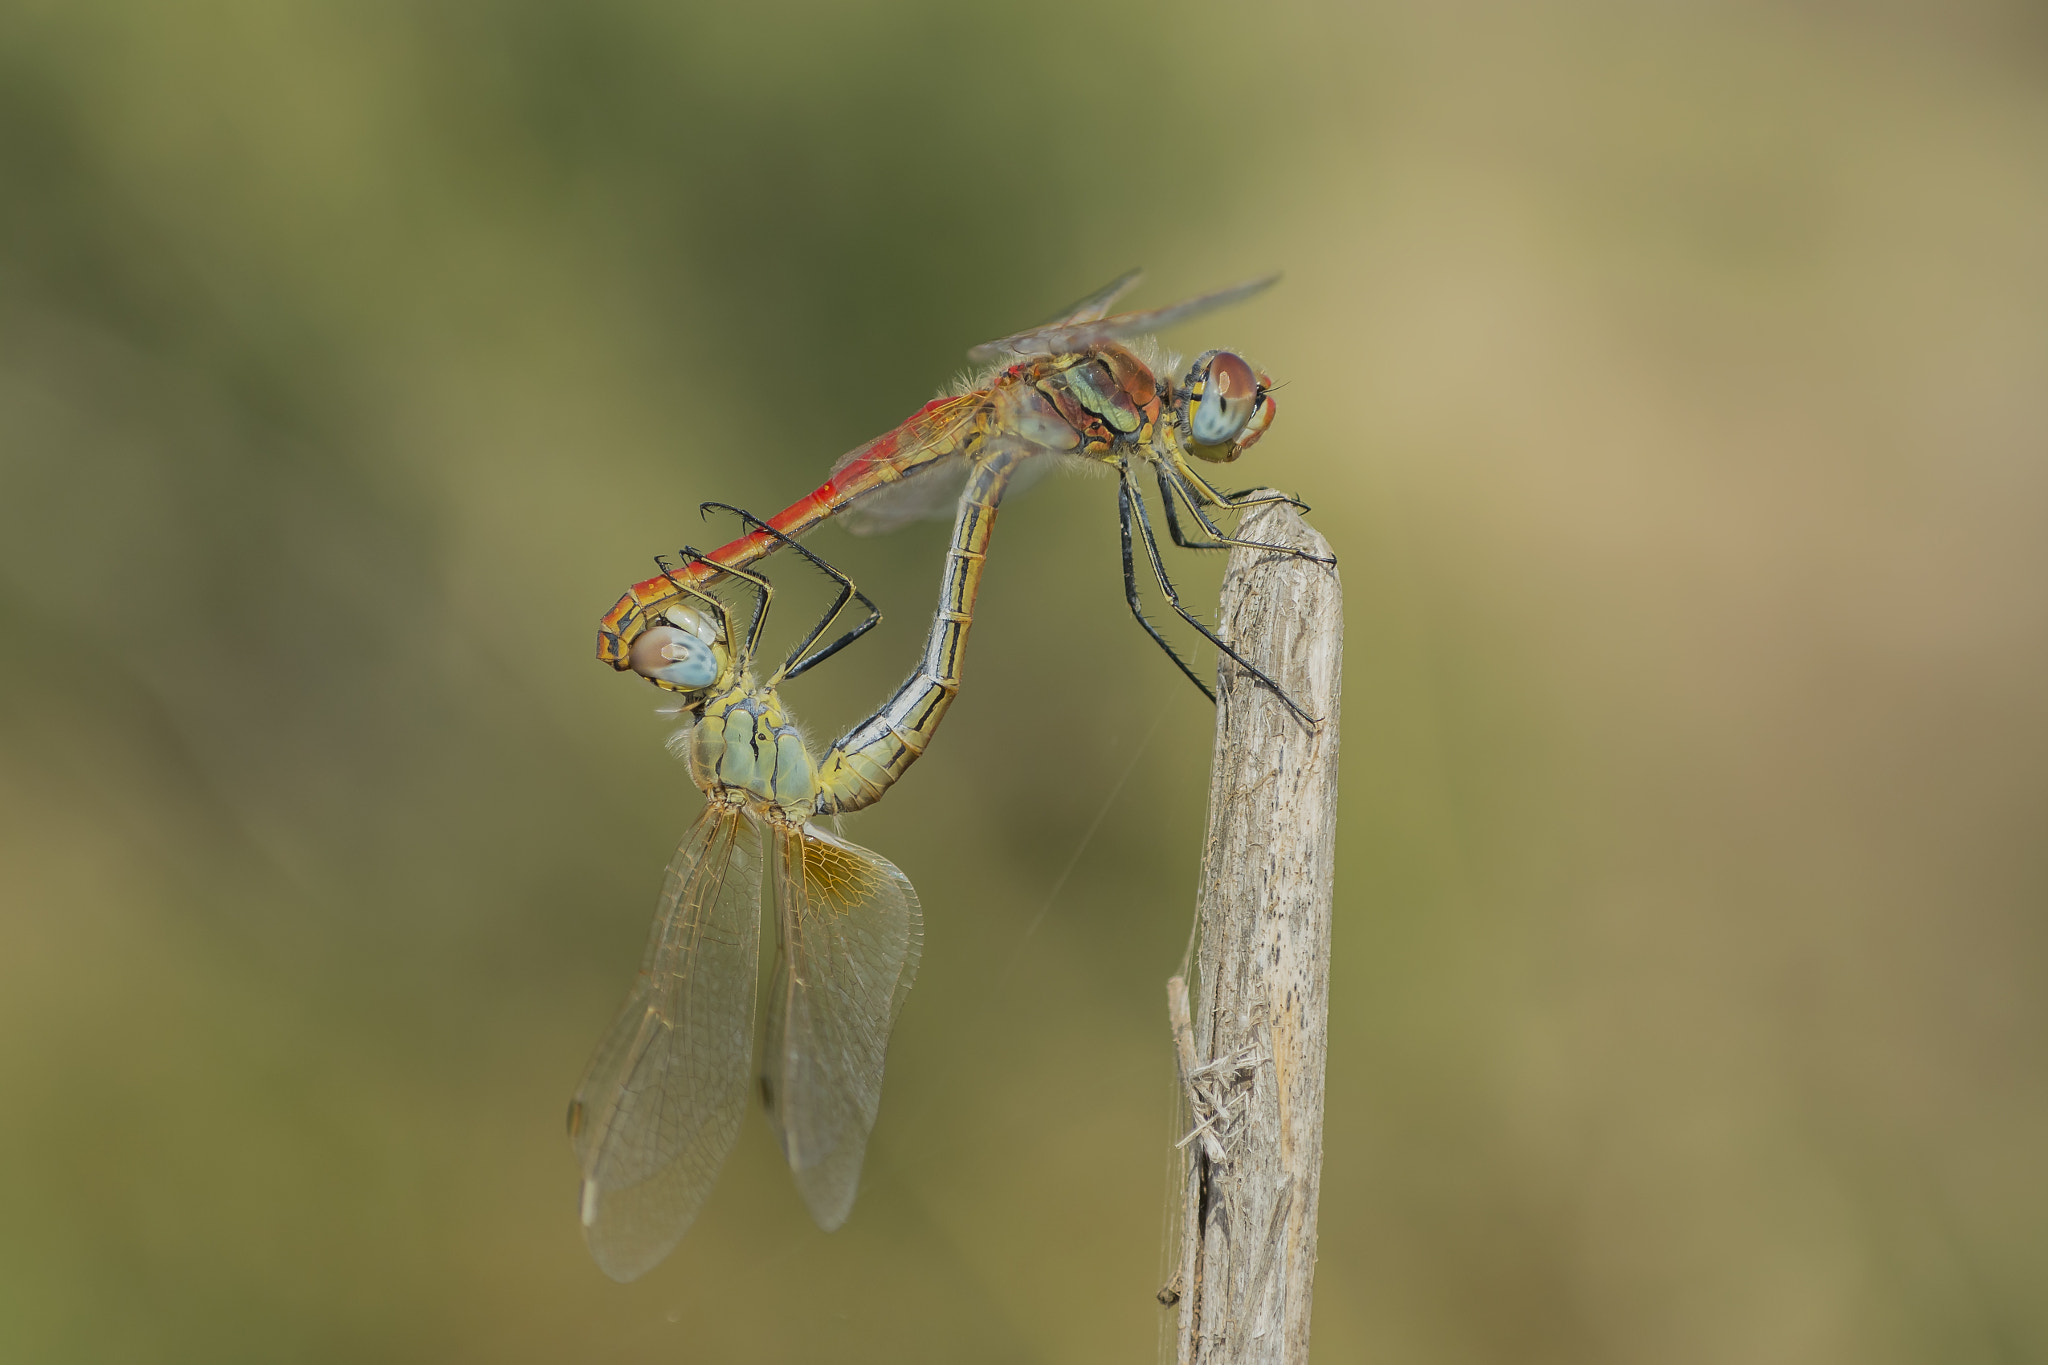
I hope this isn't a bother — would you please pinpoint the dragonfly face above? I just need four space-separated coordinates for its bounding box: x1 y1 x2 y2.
1177 349 1275 462
626 603 728 692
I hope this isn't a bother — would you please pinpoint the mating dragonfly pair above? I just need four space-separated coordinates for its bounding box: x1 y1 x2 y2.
568 270 1329 1281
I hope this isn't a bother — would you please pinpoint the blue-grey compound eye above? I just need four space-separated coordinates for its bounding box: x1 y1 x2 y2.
1190 351 1260 446
628 625 719 689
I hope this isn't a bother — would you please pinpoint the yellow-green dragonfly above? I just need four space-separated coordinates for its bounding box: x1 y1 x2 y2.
569 463 1015 1280
595 270 1327 722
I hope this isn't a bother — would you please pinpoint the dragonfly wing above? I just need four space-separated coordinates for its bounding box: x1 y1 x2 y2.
967 272 1280 363
841 431 1068 536
964 269 1144 363
826 391 984 483
1040 267 1144 328
569 807 763 1282
838 460 972 536
761 822 923 1231
824 391 991 535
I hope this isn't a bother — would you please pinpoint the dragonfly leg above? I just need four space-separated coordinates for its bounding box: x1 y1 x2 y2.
697 503 882 683
1158 462 1336 567
1118 473 1215 703
1152 466 1231 552
1223 486 1314 515
1176 455 1324 524
1186 459 1314 516
655 549 761 667
1123 466 1321 728
674 543 774 666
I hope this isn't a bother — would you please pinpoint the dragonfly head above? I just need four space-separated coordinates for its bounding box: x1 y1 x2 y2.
1177 350 1276 462
627 602 730 696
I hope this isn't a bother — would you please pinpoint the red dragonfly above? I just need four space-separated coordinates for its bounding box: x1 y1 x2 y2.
597 270 1327 719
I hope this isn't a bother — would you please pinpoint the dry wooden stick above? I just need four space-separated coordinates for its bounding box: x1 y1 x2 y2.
1165 496 1341 1365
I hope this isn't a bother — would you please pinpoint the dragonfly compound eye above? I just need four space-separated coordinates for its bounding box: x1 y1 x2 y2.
629 625 721 690
1188 351 1260 450
660 603 724 645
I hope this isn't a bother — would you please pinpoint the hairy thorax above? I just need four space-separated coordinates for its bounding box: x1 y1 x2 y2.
689 684 818 820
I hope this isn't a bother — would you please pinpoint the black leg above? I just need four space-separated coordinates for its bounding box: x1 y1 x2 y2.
1190 462 1312 516
1173 460 1328 543
1223 487 1312 513
1222 486 1313 514
1156 464 1336 567
656 547 769 666
1125 468 1321 728
1154 465 1229 551
779 600 882 682
1119 471 1216 703
674 542 774 665
698 503 882 683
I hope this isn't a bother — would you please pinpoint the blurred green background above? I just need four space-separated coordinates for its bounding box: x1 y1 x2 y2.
3 1 2046 1361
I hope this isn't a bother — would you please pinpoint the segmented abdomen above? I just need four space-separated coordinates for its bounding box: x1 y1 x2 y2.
812 449 1016 815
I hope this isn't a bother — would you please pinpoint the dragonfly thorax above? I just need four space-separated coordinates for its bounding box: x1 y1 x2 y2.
690 685 819 818
1026 345 1163 458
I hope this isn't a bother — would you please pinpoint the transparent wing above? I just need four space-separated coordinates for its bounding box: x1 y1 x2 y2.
838 459 974 536
842 452 1070 536
568 808 763 1282
827 391 985 483
967 272 1280 363
841 431 1064 536
1036 267 1144 329
761 822 923 1230
824 391 991 536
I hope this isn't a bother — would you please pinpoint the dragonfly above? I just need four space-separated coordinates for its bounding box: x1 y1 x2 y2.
570 447 1018 1281
594 270 1330 723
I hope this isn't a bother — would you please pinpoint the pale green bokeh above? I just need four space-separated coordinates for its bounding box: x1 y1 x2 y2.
3 2 2046 1361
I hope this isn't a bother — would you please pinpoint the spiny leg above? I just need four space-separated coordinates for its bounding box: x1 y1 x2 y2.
1151 471 1230 552
697 502 881 683
1156 463 1336 567
1124 466 1321 728
1154 464 1309 557
654 550 755 666
1118 472 1215 703
1222 486 1314 514
1176 457 1315 517
1176 460 1330 542
672 543 774 666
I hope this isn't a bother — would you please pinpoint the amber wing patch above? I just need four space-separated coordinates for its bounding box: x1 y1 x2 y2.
801 832 883 911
